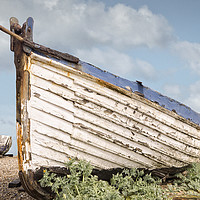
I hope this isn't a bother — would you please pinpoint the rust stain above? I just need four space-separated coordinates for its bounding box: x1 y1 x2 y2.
95 78 124 95
14 35 32 172
10 17 56 200
16 122 23 171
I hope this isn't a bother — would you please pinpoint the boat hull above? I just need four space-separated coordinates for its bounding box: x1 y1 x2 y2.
6 16 200 199
14 50 200 200
17 52 200 172
0 135 12 156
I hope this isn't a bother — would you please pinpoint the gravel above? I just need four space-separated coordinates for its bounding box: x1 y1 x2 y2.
0 156 35 200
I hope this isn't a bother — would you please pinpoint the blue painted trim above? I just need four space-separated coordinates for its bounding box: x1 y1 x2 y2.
27 17 34 30
80 61 200 125
34 51 200 126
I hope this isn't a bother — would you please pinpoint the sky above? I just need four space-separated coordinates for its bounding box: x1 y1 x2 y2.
1 0 200 155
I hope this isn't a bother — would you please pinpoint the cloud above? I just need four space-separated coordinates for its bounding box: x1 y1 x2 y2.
102 4 174 48
0 119 15 126
0 34 13 71
0 0 174 76
33 2 174 50
134 59 156 80
163 84 181 100
0 36 8 54
76 47 156 80
0 104 15 129
185 80 200 113
173 41 200 74
39 0 59 10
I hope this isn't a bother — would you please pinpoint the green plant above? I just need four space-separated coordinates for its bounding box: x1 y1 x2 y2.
110 168 167 200
39 159 168 200
40 159 122 200
173 163 200 193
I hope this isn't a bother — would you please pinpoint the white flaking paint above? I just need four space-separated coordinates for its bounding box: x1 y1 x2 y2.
20 52 200 172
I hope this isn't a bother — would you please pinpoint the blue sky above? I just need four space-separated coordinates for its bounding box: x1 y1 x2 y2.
1 0 200 155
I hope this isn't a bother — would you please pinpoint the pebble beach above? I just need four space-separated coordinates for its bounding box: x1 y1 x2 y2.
0 156 35 200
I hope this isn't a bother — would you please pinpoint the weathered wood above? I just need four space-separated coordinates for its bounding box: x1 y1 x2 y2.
0 24 23 42
0 22 79 64
23 39 79 64
10 17 20 51
33 164 191 184
25 56 200 171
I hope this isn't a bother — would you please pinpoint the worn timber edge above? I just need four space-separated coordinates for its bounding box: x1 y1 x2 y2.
22 39 79 64
10 18 54 200
0 17 79 64
34 165 192 182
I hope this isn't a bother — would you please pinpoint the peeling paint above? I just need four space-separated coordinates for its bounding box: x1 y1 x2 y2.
9 18 200 200
14 48 200 200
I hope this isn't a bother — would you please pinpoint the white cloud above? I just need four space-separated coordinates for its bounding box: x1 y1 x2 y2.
134 60 156 79
0 0 171 52
76 47 156 80
185 80 200 113
0 0 175 71
35 2 174 50
103 4 174 48
163 84 181 100
173 41 200 74
41 0 59 10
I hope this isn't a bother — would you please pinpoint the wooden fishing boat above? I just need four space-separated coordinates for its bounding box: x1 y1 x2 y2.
1 17 200 199
0 135 12 156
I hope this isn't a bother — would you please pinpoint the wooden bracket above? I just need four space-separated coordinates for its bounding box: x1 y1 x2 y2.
22 17 34 41
22 17 34 53
10 17 19 51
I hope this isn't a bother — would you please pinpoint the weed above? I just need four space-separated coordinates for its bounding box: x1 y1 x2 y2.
39 160 200 200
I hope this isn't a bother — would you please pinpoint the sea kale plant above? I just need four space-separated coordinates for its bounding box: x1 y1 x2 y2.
40 159 200 199
39 159 168 200
172 163 200 195
110 168 167 200
39 159 122 200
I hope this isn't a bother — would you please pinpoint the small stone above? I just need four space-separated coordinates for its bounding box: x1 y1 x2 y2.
18 187 25 193
5 154 13 157
8 178 21 188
